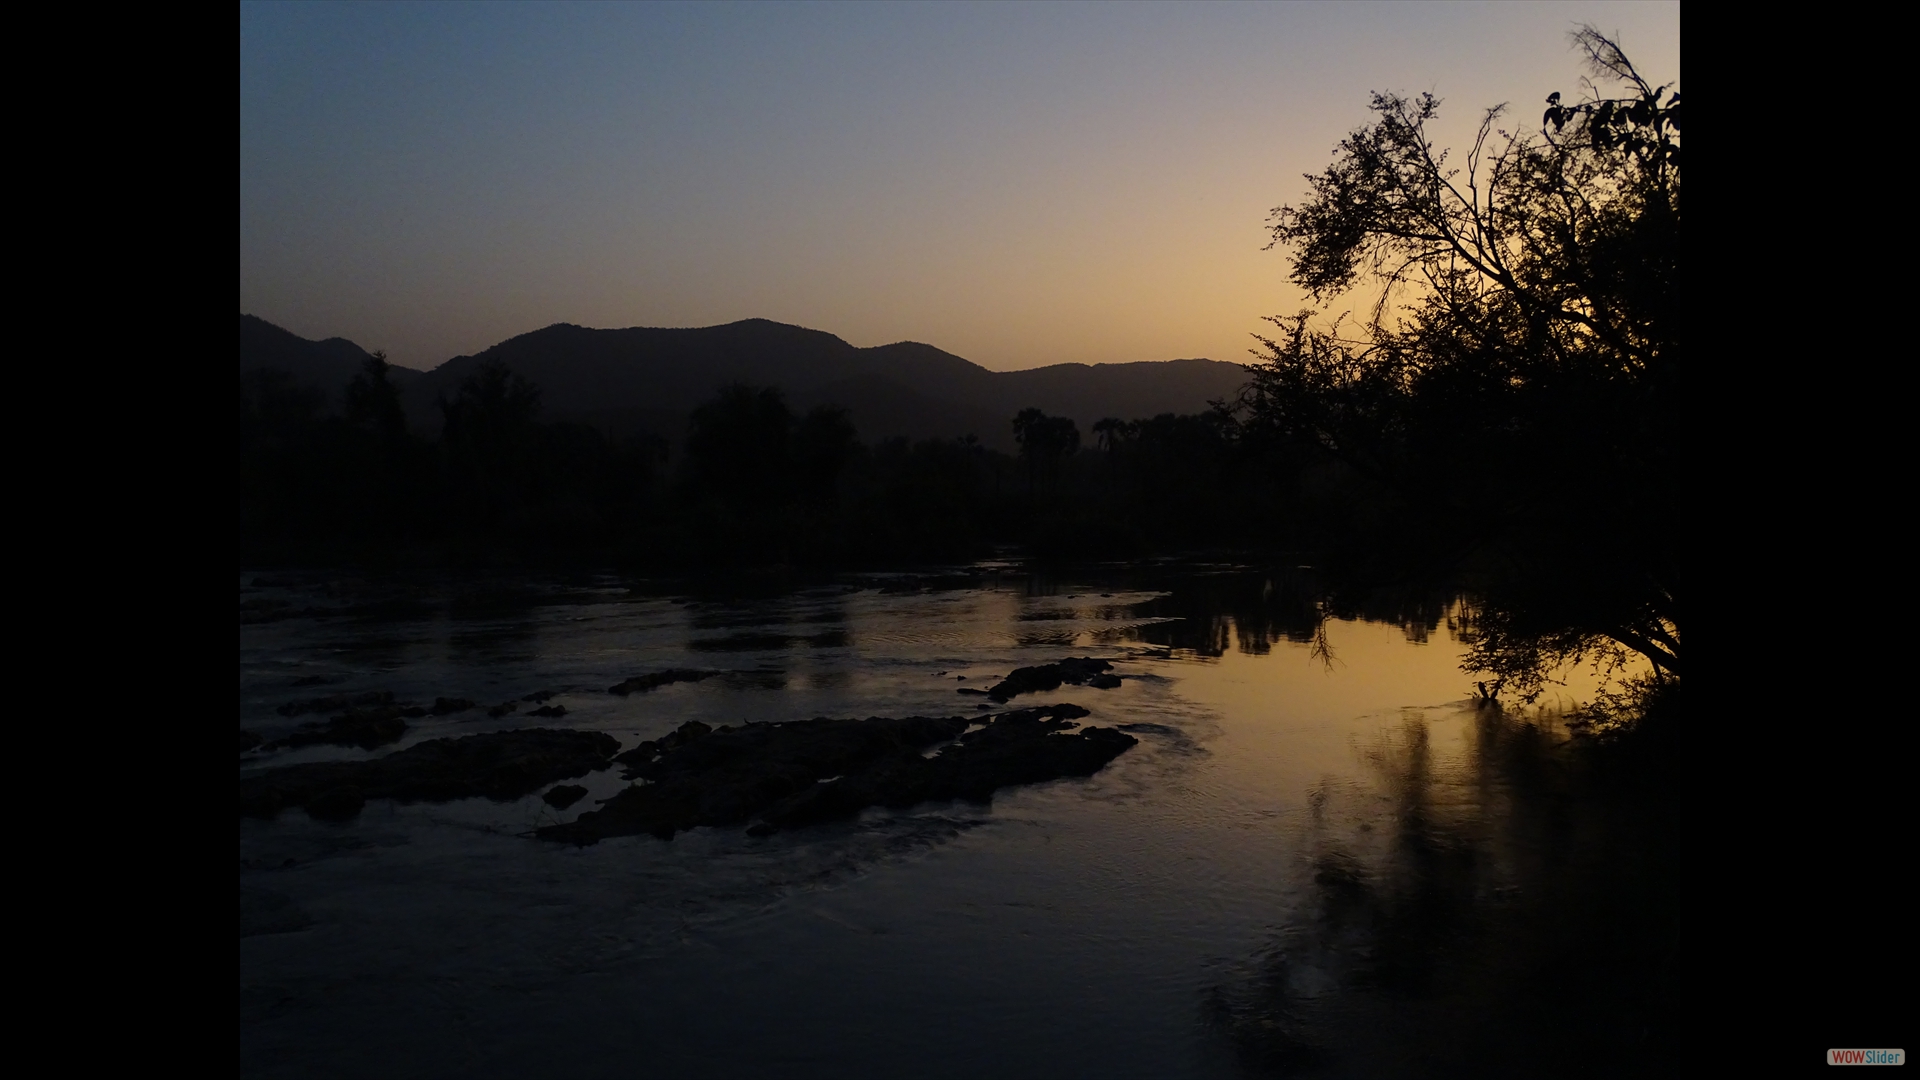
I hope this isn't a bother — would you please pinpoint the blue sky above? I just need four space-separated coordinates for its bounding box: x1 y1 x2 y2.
241 1 1679 371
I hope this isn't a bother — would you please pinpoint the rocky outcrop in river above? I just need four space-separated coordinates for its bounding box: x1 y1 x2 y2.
980 657 1123 700
238 729 620 822
238 700 1138 839
538 704 1136 844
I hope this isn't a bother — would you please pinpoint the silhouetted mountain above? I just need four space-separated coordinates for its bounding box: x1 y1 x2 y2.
240 315 420 404
994 359 1249 429
238 314 1249 447
391 318 1248 449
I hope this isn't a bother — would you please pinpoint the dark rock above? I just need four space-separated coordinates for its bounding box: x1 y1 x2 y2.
522 690 555 703
755 705 1127 834
290 675 333 687
239 728 620 821
957 687 990 696
399 706 428 718
265 706 410 751
488 702 519 718
431 697 476 715
1087 673 1123 689
239 730 263 753
548 714 969 843
529 704 567 718
276 690 394 717
984 657 1115 701
608 720 715 772
608 669 720 695
543 784 589 809
540 703 1134 845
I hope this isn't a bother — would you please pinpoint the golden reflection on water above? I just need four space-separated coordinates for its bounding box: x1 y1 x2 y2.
1165 606 1647 733
1142 607 1653 839
1167 611 1677 1078
243 571 1675 1079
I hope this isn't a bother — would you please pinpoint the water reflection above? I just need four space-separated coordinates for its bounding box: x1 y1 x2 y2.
240 561 1669 1079
1015 628 1081 648
1206 703 1682 1078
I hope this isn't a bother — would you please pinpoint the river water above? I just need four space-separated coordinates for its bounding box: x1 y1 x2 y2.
239 563 1644 1079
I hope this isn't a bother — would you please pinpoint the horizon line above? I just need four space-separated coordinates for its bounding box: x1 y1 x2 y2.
242 312 1229 375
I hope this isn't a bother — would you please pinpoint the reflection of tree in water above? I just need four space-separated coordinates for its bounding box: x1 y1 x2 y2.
1207 703 1682 1078
1104 568 1453 658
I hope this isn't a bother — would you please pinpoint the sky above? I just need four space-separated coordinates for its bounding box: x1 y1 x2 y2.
240 1 1679 373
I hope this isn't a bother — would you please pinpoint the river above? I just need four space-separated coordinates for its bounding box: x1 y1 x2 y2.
239 562 1664 1079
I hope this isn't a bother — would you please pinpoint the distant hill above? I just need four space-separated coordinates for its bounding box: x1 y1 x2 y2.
240 315 1250 450
239 315 419 405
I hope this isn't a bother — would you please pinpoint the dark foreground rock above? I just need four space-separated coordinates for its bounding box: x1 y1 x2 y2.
543 783 589 809
265 705 417 751
239 729 620 821
538 704 1136 845
609 669 720 695
985 657 1121 701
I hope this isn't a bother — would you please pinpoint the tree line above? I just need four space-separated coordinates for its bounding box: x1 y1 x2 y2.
240 356 1355 568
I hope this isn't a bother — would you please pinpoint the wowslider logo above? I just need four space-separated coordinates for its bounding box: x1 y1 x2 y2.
1829 1049 1905 1066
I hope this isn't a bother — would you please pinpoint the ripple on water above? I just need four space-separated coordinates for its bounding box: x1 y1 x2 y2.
242 565 1544 1080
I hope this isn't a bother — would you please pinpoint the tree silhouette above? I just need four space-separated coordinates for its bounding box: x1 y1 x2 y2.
1092 417 1131 455
439 360 543 529
683 385 792 503
345 351 408 445
336 351 419 536
676 385 797 563
1243 27 1679 697
1012 407 1079 497
792 404 858 505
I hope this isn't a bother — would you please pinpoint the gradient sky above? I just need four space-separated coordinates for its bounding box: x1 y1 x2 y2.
240 1 1678 372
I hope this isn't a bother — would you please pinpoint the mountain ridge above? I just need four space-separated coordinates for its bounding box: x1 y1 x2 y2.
240 314 1250 451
